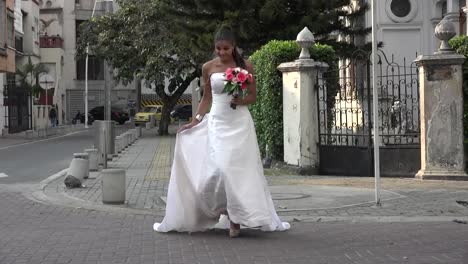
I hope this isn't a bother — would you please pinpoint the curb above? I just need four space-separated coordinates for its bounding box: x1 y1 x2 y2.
288 215 468 223
34 167 165 217
39 168 68 190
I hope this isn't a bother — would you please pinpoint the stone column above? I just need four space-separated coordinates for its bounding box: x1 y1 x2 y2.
415 19 467 180
277 27 328 173
446 0 461 35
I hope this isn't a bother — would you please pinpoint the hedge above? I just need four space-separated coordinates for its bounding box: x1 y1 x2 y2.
449 35 468 144
249 40 336 160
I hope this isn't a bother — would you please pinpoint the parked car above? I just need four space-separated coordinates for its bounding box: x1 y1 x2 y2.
134 105 162 125
89 106 129 125
170 104 192 121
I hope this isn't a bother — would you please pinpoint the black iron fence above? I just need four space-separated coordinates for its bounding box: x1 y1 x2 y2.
317 50 420 176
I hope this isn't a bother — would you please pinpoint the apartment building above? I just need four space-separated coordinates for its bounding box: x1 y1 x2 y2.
0 0 16 135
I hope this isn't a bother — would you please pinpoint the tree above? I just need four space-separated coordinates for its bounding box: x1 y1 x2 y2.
16 56 48 98
160 0 369 58
76 0 199 135
78 0 369 134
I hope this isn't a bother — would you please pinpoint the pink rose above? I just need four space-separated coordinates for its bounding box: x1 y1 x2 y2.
241 82 248 90
225 68 234 75
237 71 247 83
247 74 253 83
226 73 234 81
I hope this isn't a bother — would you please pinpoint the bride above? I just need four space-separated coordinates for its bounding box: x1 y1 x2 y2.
153 26 290 237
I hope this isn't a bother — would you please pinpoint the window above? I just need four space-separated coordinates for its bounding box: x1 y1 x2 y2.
7 9 13 48
76 56 104 80
0 0 6 53
75 20 84 42
33 17 39 44
385 0 418 23
390 0 411 18
75 20 104 80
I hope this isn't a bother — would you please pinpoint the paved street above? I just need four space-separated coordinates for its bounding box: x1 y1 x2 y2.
0 191 467 264
0 124 132 184
0 127 468 263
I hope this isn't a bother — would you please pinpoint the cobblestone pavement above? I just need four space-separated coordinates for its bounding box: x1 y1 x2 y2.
0 191 467 264
37 128 468 222
2 127 468 263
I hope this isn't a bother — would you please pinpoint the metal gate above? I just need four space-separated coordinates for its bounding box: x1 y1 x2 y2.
317 50 420 176
4 74 31 134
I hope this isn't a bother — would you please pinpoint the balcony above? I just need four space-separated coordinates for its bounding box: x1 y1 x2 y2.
40 35 64 49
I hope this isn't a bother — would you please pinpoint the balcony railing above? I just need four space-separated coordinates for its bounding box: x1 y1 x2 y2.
40 35 64 49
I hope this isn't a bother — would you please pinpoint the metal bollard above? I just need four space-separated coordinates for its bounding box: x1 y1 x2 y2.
130 130 135 143
64 158 87 188
115 136 122 153
101 169 126 204
149 115 156 127
136 127 142 138
124 133 130 147
73 153 89 178
94 120 115 168
84 149 99 171
26 130 34 139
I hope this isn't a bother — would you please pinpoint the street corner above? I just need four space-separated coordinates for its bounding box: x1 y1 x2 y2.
30 167 165 217
271 184 405 212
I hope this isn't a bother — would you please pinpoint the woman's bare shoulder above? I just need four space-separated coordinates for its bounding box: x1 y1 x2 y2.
202 59 219 74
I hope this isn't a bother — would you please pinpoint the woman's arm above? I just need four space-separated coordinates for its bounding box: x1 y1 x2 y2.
231 60 257 106
177 62 213 133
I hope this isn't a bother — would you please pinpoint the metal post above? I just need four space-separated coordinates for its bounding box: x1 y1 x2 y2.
371 0 381 206
85 0 113 128
85 0 98 129
104 62 111 121
95 120 114 169
85 47 89 128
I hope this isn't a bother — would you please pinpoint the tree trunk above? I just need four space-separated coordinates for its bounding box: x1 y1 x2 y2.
156 71 199 135
135 77 142 112
158 101 177 135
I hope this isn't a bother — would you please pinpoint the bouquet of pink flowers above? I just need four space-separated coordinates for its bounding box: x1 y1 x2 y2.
222 67 253 109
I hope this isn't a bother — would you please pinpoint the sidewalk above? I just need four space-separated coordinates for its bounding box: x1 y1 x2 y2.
36 127 468 223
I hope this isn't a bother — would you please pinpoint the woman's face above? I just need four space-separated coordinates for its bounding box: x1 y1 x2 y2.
215 40 235 62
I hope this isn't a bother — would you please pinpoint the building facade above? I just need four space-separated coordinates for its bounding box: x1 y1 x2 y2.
64 0 136 122
360 0 466 63
0 0 16 136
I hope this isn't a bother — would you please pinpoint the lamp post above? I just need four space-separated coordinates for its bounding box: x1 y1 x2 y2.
85 0 114 128
371 0 381 206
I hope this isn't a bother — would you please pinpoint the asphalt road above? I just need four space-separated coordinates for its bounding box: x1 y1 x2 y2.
0 130 94 184
0 124 131 184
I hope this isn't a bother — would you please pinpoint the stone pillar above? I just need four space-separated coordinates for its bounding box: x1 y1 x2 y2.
415 19 467 180
277 27 328 172
445 0 461 34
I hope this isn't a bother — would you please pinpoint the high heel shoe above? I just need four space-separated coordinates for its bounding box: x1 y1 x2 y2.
229 222 240 238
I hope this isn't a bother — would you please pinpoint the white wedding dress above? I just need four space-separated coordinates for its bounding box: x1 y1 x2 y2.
153 72 290 232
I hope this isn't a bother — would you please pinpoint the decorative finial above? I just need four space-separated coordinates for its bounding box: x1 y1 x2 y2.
434 18 456 54
296 27 315 60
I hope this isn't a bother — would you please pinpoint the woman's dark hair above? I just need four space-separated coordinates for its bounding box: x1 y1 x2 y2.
214 26 246 69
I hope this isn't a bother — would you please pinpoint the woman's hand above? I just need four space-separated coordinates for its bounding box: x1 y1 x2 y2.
230 96 244 106
177 120 200 133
